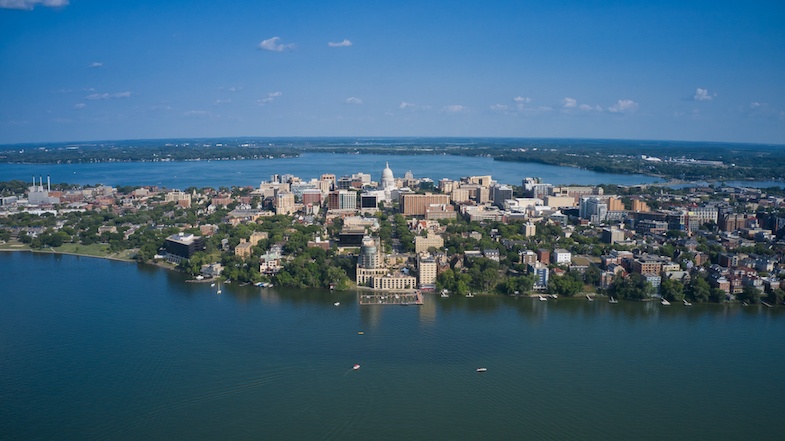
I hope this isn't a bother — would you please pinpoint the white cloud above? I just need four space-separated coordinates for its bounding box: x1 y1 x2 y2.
749 102 763 109
215 99 232 105
89 62 103 68
258 37 295 52
513 96 531 104
608 99 639 113
85 91 132 100
442 105 467 113
73 103 86 110
694 88 715 101
257 91 282 105
490 104 509 111
578 104 603 112
0 0 68 10
345 97 363 105
328 39 352 48
562 97 577 108
184 110 213 118
399 101 431 111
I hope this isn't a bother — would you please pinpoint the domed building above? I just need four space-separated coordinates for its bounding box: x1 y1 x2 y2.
381 162 395 190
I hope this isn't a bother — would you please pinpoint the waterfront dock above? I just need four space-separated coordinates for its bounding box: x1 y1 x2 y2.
359 291 423 305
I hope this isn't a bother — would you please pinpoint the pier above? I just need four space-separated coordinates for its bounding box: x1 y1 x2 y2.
359 291 423 306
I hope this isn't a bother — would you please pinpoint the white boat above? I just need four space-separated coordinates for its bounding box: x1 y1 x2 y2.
661 299 670 306
683 299 692 306
586 294 593 302
334 302 340 306
353 364 361 370
441 289 449 298
195 275 204 280
217 289 222 294
609 297 618 304
466 293 474 298
538 295 547 301
476 367 487 373
210 283 215 287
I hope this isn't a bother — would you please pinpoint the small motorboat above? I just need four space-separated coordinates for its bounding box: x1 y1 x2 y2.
353 364 361 370
334 302 340 306
586 294 593 302
476 368 487 373
683 299 692 306
661 299 671 306
538 295 547 301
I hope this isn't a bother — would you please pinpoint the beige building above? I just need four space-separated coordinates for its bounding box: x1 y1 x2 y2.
523 222 536 237
235 239 253 258
372 274 417 291
415 234 444 253
545 195 576 208
275 192 296 215
450 188 471 203
356 267 389 286
417 254 438 288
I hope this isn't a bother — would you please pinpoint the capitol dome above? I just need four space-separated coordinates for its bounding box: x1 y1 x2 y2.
381 161 395 189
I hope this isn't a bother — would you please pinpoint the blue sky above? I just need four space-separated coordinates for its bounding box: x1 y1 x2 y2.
1 0 784 144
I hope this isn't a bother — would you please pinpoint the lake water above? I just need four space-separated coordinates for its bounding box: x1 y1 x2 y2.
0 153 661 188
2 252 784 440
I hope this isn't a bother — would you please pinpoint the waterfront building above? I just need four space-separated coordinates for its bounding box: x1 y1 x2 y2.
372 273 417 291
359 236 381 269
164 233 206 263
417 254 437 289
529 262 549 290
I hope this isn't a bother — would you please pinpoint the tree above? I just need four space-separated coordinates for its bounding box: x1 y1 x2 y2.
737 285 761 304
685 276 711 303
548 272 584 297
660 277 684 302
767 288 785 305
608 273 654 300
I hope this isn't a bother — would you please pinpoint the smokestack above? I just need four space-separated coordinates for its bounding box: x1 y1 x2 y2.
47 175 51 192
39 175 43 190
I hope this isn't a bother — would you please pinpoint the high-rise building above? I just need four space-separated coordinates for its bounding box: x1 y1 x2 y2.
359 236 380 269
401 193 451 216
274 192 295 215
417 254 437 289
491 184 514 208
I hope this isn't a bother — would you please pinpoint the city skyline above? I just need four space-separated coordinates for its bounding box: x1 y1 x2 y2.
1 0 784 145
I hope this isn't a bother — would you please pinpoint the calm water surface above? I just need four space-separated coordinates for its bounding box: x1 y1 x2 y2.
2 252 784 440
0 153 661 188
